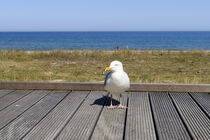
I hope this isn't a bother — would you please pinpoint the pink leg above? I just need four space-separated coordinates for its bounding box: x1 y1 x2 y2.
116 94 127 109
107 94 116 109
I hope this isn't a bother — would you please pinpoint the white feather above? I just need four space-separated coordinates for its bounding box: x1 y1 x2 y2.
104 60 130 94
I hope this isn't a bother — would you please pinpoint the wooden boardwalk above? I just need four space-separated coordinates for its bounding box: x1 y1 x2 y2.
0 89 209 140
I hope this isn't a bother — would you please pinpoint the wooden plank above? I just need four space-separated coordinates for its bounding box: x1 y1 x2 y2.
0 90 68 140
56 91 107 140
91 94 128 140
0 90 49 130
190 93 210 118
0 90 14 98
150 92 191 140
130 83 210 92
23 91 89 140
0 81 104 91
1 81 210 92
125 92 156 140
0 90 31 111
170 92 210 140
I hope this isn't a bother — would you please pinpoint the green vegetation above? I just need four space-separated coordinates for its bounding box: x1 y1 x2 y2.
0 49 210 84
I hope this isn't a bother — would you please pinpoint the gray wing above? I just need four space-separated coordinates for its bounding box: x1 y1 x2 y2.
104 71 112 87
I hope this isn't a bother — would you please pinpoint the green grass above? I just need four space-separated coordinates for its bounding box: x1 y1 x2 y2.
1 49 210 84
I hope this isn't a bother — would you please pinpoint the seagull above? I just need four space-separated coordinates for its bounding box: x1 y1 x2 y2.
104 60 130 109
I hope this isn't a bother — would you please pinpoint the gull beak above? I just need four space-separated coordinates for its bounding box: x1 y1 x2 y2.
105 67 112 72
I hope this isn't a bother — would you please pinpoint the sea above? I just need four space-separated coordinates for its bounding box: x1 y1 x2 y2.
0 31 210 50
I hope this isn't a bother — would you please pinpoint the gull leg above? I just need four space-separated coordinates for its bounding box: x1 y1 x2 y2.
107 94 116 109
117 93 127 109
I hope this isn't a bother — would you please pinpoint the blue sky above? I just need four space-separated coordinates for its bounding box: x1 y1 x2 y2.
0 0 210 31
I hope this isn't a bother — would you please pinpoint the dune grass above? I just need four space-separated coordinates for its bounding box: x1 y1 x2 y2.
1 49 210 84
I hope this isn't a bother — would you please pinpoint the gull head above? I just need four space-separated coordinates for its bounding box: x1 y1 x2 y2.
105 60 124 72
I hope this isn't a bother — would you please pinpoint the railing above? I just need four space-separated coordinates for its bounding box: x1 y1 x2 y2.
0 81 210 92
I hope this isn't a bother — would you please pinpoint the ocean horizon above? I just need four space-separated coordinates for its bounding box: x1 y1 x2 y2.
0 31 210 50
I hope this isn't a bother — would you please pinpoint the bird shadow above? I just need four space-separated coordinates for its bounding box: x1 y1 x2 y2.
90 95 120 106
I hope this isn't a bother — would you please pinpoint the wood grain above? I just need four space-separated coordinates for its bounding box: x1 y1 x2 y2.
1 81 210 92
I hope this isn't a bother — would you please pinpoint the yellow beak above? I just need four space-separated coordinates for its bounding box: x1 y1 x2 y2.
105 67 112 71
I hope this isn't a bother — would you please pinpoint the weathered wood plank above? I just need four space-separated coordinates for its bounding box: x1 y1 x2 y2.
56 91 107 140
1 81 210 92
23 91 89 140
190 93 210 118
130 83 210 92
170 92 210 140
0 90 31 111
125 92 156 140
0 81 104 91
0 90 14 99
0 91 68 140
150 92 191 140
91 94 128 140
0 90 49 130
